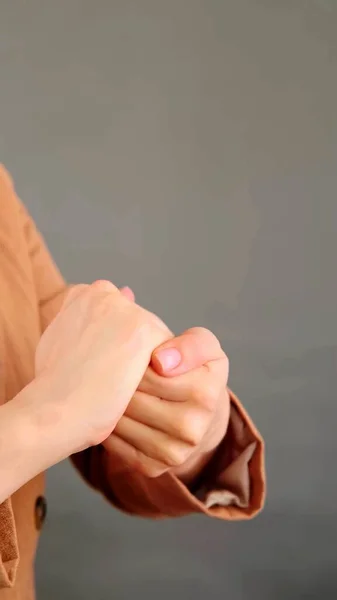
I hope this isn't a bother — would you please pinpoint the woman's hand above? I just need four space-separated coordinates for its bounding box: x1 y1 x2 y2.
103 327 230 484
34 280 172 458
1 281 172 503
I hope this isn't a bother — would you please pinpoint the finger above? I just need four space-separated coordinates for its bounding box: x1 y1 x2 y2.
102 434 169 478
124 391 208 444
60 284 89 311
62 280 119 311
91 279 117 290
138 365 203 401
113 416 192 467
139 358 227 406
151 327 225 377
120 286 135 302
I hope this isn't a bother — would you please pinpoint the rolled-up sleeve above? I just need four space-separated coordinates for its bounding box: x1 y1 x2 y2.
194 389 265 519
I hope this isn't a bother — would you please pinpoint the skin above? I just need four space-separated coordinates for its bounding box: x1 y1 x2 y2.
0 281 230 502
0 281 170 502
104 287 230 486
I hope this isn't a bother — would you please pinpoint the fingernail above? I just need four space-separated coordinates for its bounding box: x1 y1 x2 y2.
120 286 135 301
154 348 181 372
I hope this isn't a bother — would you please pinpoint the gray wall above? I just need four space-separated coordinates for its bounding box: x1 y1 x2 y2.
1 1 337 598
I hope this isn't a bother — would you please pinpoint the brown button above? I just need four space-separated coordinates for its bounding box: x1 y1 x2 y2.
35 496 47 530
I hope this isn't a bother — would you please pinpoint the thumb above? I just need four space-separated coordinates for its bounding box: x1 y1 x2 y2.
151 327 224 377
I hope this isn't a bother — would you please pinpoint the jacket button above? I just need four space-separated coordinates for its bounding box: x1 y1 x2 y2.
35 496 47 531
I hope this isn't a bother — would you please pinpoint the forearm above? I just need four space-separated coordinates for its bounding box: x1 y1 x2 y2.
0 378 66 503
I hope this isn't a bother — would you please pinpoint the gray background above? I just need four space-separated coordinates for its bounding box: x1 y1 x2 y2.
1 1 337 598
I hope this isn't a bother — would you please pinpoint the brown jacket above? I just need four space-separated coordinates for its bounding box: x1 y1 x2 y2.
0 165 265 599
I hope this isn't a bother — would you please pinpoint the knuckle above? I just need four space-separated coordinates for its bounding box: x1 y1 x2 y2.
189 381 205 406
178 409 207 446
128 309 146 333
133 309 154 334
191 376 221 412
127 446 148 474
91 280 117 292
165 443 191 468
187 327 221 347
135 310 171 348
187 326 214 338
61 284 88 311
115 307 151 346
222 352 229 375
140 310 170 336
141 463 167 478
132 449 167 478
206 379 222 408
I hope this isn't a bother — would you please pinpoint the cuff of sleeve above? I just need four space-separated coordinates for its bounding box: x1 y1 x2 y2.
0 499 19 589
191 389 266 519
157 388 266 520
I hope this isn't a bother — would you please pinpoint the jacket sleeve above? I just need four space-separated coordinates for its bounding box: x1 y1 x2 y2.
0 501 18 588
5 165 265 521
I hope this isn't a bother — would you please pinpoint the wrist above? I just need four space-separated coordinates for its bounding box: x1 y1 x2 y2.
21 374 76 465
8 376 69 468
0 378 64 502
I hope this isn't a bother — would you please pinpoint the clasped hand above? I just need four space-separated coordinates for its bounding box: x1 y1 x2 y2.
35 281 230 479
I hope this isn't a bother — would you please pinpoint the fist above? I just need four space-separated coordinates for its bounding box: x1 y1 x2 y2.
103 327 230 480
